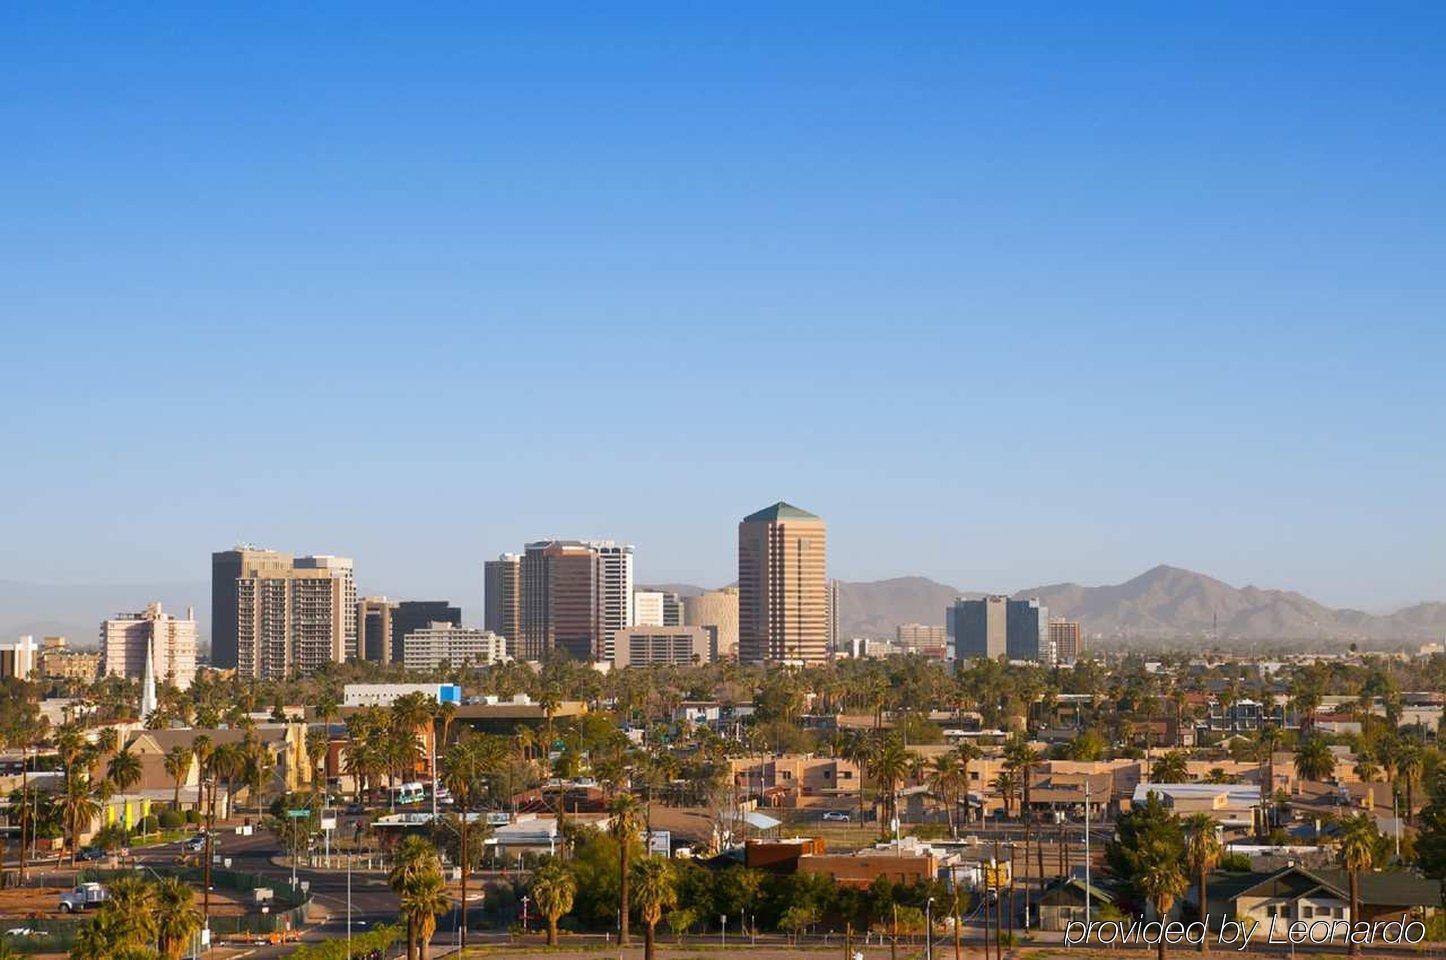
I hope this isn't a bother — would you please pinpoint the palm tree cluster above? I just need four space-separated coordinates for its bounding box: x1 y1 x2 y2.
71 874 203 960
387 835 451 960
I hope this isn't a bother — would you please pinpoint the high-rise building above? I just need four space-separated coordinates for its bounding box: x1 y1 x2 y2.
357 597 398 664
100 602 198 689
1049 618 1083 663
401 623 509 672
214 547 357 680
483 554 522 655
612 626 716 668
211 547 294 670
661 592 683 627
896 623 949 658
517 539 634 661
948 596 1048 661
683 586 740 659
634 591 666 627
39 637 100 682
737 502 829 666
392 601 462 663
593 542 634 661
294 555 358 659
0 636 39 680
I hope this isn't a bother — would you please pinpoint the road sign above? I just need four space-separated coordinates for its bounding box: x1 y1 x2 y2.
286 809 311 818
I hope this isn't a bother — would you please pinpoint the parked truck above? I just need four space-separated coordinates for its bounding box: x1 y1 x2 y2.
58 882 108 912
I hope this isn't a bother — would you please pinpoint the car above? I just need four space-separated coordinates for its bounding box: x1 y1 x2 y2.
821 811 851 822
180 835 210 853
76 847 107 862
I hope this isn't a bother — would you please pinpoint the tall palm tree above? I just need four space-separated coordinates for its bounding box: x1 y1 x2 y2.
631 856 678 960
1393 740 1424 825
610 792 642 945
106 747 143 795
530 860 577 946
1338 813 1378 957
388 835 444 960
154 875 204 960
952 741 981 827
163 745 193 809
1135 841 1188 960
871 735 910 837
400 870 450 960
441 733 499 951
927 755 963 837
1183 813 1221 950
59 771 101 866
105 874 160 948
1151 751 1190 784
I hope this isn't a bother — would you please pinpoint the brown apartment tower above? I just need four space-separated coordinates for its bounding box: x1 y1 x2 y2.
738 502 829 666
483 554 522 657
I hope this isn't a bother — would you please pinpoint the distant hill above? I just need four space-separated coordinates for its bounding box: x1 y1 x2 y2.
4 566 1442 650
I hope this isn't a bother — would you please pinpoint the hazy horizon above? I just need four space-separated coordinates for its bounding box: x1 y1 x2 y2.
5 5 1444 614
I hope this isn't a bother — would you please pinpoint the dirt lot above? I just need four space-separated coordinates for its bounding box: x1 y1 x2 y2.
0 884 260 920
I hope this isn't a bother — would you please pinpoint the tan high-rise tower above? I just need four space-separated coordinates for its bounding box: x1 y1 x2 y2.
738 502 828 666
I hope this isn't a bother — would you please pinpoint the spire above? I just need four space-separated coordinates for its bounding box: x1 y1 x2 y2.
140 633 158 722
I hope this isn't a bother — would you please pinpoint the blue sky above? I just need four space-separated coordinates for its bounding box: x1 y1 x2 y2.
4 3 1444 614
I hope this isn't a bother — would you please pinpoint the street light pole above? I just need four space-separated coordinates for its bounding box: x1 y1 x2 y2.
926 896 934 960
1084 779 1091 931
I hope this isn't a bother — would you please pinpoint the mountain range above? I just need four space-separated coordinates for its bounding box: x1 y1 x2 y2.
4 565 1443 649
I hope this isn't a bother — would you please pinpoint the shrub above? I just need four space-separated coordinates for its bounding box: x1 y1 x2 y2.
136 815 160 835
159 809 185 829
184 809 200 825
1218 852 1253 872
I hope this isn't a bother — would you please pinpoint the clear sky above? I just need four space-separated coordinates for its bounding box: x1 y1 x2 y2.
4 3 1444 613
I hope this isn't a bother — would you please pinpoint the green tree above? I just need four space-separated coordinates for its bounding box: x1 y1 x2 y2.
162 745 192 809
1105 790 1186 913
1182 813 1221 950
530 860 578 946
1151 751 1190 784
154 875 204 960
1136 839 1189 960
632 856 678 960
106 747 143 794
1293 736 1335 783
1338 813 1379 958
611 791 642 945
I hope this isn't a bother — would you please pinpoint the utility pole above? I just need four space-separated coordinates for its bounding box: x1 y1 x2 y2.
1084 779 1092 933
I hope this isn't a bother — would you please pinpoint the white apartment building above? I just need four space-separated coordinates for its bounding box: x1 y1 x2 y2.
0 635 40 680
593 542 634 662
401 623 510 672
100 603 198 690
612 626 715 668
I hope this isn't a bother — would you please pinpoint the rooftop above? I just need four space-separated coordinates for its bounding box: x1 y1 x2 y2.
743 501 820 523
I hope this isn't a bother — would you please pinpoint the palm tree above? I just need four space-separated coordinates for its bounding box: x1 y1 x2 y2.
1294 736 1335 784
399 870 450 960
154 875 204 960
106 747 143 795
59 771 101 866
927 755 963 837
190 735 214 815
1394 740 1424 825
388 835 444 960
1183 813 1221 950
163 745 193 809
611 791 642 945
1135 841 1188 960
530 860 577 946
631 856 678 960
105 874 160 948
1151 751 1190 784
992 769 1019 820
952 741 981 827
1338 813 1378 957
871 735 910 836
441 732 500 950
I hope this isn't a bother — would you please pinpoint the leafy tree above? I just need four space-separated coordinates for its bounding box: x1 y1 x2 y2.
1294 736 1335 783
1105 790 1186 913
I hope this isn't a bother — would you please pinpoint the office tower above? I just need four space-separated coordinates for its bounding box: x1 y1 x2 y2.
211 547 293 670
294 555 358 659
949 596 1048 661
661 592 683 627
357 597 398 663
612 626 715 668
401 623 509 672
483 554 522 654
593 542 634 662
215 546 357 680
0 636 39 680
737 502 829 666
100 602 199 689
392 601 462 663
517 539 634 661
683 586 740 659
634 591 666 627
896 623 949 658
1049 618 1083 663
